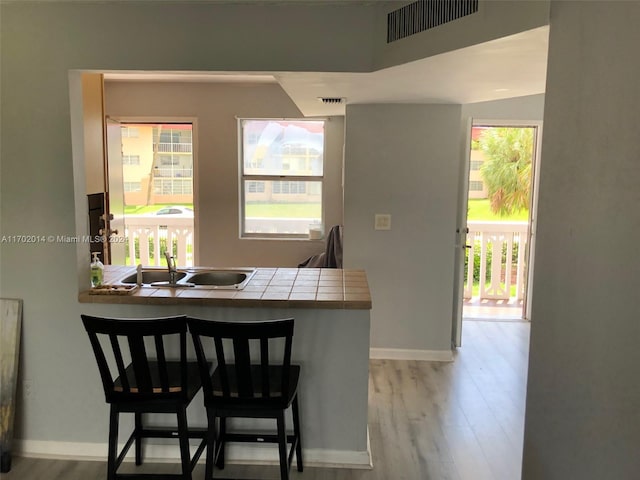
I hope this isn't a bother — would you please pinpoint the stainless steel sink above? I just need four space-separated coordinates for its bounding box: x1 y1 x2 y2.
118 268 255 290
119 270 187 285
188 271 248 286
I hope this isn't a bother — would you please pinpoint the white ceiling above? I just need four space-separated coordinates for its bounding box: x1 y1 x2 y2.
103 25 549 117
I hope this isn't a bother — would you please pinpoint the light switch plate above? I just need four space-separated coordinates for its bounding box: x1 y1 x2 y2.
375 214 391 230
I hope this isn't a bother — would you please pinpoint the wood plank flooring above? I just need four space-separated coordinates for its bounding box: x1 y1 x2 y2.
4 320 530 480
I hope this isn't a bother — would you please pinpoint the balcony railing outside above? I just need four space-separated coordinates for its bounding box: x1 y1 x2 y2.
154 167 193 178
157 142 192 153
119 217 529 302
123 216 194 267
465 221 529 301
121 217 316 267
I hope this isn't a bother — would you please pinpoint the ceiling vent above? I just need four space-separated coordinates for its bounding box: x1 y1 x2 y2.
387 0 479 43
318 97 345 105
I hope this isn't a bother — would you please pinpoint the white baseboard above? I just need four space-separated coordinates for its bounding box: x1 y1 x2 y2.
370 347 454 362
16 438 372 470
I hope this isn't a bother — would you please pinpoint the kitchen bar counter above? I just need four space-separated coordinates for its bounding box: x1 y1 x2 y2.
79 266 372 309
77 265 372 468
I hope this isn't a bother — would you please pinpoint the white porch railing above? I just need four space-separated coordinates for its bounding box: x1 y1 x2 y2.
157 142 192 153
120 217 529 301
123 216 194 267
119 215 315 267
465 221 529 301
121 217 320 267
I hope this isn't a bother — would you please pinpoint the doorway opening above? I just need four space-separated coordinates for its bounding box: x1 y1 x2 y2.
462 122 541 322
106 121 195 267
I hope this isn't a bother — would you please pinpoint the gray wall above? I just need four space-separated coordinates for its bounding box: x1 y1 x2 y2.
342 96 546 354
522 2 640 479
343 104 462 352
104 81 344 267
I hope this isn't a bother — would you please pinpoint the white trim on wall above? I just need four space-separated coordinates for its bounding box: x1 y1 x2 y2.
16 438 373 470
370 347 454 362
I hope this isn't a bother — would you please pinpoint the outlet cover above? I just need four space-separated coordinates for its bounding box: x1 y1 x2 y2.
374 214 391 230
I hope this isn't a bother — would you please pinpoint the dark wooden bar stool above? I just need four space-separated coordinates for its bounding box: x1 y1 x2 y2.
81 314 207 480
187 317 303 480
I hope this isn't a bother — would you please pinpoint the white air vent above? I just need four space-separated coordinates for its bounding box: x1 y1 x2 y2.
318 97 345 104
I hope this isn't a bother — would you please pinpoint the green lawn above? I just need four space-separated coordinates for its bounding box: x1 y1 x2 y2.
124 199 525 222
467 199 529 222
124 203 321 218
245 203 320 218
124 203 193 215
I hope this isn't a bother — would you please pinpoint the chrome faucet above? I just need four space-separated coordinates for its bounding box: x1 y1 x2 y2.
165 251 178 285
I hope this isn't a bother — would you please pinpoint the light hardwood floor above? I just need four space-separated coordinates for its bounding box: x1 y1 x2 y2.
4 320 530 480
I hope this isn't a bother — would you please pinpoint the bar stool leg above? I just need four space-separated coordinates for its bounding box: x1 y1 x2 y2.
134 412 143 465
215 416 226 469
292 395 303 472
276 412 289 480
176 407 192 480
205 410 216 480
107 406 119 480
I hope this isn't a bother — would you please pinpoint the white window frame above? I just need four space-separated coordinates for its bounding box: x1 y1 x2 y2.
238 118 325 239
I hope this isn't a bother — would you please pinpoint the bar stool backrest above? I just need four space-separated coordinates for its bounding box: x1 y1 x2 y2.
81 314 189 403
188 318 294 408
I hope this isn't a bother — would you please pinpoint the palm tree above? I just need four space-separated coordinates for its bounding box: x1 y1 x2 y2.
479 127 533 216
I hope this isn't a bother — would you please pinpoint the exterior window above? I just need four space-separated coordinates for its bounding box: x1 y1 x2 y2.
273 181 307 194
154 128 192 153
240 119 324 237
469 180 484 191
121 126 139 138
470 160 483 171
153 178 193 195
124 181 142 192
122 155 140 165
159 155 180 166
247 181 265 193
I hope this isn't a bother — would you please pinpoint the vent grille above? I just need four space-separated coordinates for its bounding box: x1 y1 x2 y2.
387 0 479 43
318 97 345 104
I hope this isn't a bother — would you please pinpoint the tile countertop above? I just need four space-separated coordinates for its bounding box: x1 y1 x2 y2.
78 266 372 310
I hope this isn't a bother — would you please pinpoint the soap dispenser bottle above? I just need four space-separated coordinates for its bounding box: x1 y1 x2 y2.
90 252 104 287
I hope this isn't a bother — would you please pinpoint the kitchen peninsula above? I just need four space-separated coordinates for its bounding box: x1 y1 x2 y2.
80 266 371 309
78 266 373 468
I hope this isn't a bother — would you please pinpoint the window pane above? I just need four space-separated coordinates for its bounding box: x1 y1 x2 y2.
124 181 141 192
469 180 484 191
242 120 324 176
244 180 321 235
470 160 483 171
121 126 139 138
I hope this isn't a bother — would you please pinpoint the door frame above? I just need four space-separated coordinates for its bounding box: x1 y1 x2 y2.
105 117 125 264
451 118 473 347
524 121 543 321
105 116 199 266
452 119 543 346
